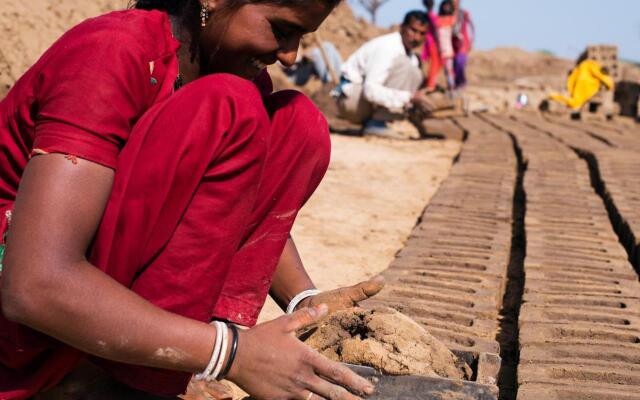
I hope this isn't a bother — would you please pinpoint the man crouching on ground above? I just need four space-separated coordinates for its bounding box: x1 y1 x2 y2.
335 10 431 138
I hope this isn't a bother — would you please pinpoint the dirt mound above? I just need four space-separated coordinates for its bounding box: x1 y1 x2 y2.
0 1 382 98
304 307 472 380
315 3 387 60
0 0 127 97
467 47 574 86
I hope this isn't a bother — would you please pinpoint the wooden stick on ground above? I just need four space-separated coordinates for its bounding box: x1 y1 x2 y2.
310 33 340 84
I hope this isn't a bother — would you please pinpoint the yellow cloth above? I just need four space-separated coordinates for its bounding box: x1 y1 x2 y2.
550 60 615 110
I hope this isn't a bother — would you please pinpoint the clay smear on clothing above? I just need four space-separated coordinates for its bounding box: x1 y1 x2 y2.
304 307 471 380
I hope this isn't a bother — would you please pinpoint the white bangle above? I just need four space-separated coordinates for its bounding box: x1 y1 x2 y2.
286 289 322 314
195 321 224 381
209 322 229 381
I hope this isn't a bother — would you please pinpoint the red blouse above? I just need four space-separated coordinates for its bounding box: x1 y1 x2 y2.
0 9 180 235
0 10 180 398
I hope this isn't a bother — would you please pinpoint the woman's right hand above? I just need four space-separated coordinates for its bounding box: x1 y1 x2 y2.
226 304 375 400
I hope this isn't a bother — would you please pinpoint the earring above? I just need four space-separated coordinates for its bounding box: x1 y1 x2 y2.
200 2 209 28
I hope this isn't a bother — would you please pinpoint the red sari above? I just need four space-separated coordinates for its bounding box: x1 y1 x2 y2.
0 10 330 398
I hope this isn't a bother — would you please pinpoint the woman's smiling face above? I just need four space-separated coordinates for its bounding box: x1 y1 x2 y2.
201 1 335 79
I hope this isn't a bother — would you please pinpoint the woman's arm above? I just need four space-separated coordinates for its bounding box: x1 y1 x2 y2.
270 236 385 314
2 155 374 399
1 154 218 372
269 236 316 311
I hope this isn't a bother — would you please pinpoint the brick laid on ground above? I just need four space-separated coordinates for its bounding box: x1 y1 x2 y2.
484 114 640 400
530 114 640 272
366 115 517 358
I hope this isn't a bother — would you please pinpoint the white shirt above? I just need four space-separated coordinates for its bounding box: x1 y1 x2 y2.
341 32 420 112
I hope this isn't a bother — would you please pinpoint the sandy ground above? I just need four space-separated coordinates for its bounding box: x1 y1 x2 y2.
259 134 461 322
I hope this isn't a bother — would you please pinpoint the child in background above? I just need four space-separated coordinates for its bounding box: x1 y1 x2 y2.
437 0 457 91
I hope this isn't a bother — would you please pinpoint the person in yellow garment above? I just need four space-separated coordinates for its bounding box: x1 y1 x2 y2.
550 59 615 110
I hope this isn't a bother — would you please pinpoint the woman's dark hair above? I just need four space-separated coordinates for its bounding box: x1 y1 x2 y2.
422 0 434 11
133 0 342 20
133 0 341 61
439 0 454 16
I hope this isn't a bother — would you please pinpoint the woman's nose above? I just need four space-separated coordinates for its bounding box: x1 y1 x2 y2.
277 48 299 68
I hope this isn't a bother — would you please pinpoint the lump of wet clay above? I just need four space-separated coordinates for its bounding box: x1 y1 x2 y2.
304 307 471 380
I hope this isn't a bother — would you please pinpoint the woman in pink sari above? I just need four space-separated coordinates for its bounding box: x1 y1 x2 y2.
421 0 441 90
452 0 475 88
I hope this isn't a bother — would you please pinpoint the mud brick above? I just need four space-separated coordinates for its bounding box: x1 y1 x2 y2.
381 270 501 297
519 304 640 331
402 236 510 258
408 228 511 248
518 363 640 389
393 253 509 278
383 276 497 299
520 343 640 368
526 236 627 257
419 212 509 227
412 315 497 341
525 214 609 226
524 277 640 298
419 118 465 141
409 222 511 238
526 211 603 223
383 281 502 312
519 322 640 346
525 226 619 242
523 293 640 314
524 249 631 269
415 220 510 236
424 325 500 354
524 228 619 243
422 204 512 221
454 115 507 136
524 258 639 280
380 267 504 293
524 268 637 288
364 298 499 340
476 353 501 387
518 383 640 400
524 204 608 216
426 242 510 258
423 213 510 228
373 287 498 317
526 233 618 248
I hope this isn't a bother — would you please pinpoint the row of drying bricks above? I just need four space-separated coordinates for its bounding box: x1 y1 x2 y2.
487 114 640 400
366 115 517 388
525 114 640 273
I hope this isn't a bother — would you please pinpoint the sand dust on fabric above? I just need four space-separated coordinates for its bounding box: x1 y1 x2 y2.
304 307 471 380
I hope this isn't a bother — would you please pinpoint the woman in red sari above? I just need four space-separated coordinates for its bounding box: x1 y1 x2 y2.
0 0 383 398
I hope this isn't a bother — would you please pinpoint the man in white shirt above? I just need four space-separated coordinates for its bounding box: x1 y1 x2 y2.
336 10 430 137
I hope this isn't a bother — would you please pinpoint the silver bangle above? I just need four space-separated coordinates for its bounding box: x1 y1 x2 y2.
195 321 225 381
286 289 322 314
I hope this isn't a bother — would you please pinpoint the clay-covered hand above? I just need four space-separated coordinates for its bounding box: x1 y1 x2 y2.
227 305 375 400
302 276 385 315
410 89 436 112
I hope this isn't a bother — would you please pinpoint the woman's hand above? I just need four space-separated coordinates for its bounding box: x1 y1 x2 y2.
227 304 375 400
301 277 385 315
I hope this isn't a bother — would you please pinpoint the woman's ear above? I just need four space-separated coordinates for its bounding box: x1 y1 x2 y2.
206 0 223 12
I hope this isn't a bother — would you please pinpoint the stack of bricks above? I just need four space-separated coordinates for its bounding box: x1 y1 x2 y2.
487 114 640 400
584 45 620 117
366 116 517 361
586 45 620 80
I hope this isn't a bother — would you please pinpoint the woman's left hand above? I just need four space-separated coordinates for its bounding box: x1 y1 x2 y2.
299 276 385 314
